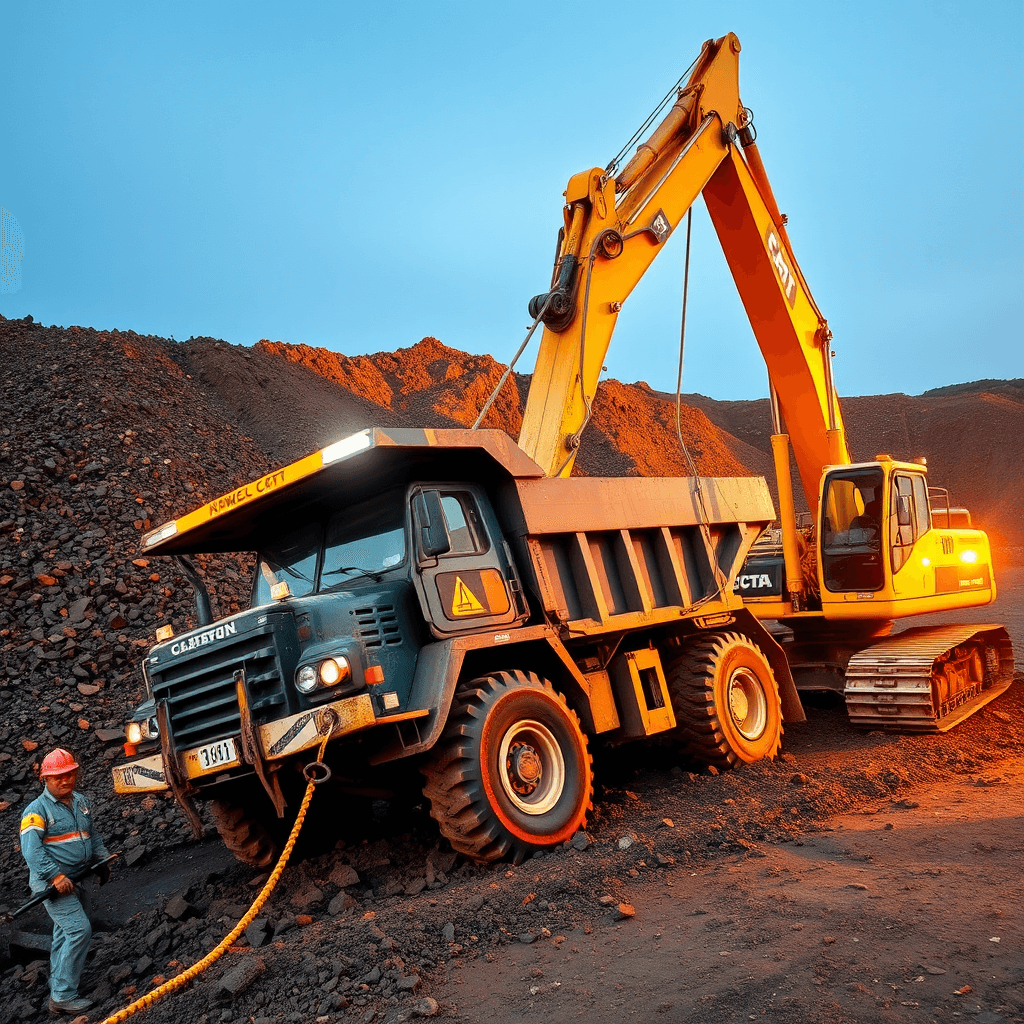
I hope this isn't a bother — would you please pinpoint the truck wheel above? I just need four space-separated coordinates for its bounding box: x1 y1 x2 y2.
209 795 279 869
422 670 593 863
667 631 782 770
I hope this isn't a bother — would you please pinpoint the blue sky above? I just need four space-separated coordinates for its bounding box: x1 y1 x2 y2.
2 1 1021 400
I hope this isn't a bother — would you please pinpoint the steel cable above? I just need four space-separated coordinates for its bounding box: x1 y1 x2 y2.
673 207 729 599
605 57 699 179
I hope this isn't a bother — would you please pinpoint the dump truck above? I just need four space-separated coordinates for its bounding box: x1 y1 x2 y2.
113 428 801 864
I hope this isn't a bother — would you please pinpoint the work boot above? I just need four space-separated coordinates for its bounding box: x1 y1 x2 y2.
48 995 93 1015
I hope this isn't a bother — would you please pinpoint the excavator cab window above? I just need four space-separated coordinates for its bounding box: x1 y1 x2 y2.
820 468 884 592
889 473 929 574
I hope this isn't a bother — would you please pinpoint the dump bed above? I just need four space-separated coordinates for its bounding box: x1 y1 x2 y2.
500 475 775 636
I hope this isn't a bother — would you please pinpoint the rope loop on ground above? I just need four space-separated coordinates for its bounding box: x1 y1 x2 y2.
98 729 334 1024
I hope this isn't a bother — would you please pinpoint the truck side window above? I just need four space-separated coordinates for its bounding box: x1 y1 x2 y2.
440 493 486 555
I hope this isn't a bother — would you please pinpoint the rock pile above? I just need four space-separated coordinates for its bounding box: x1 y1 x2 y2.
0 314 273 892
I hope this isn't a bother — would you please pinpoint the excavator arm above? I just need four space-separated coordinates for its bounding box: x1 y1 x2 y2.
518 32 849 514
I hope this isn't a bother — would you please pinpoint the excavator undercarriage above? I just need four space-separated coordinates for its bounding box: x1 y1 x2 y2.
777 621 1014 733
843 624 1014 733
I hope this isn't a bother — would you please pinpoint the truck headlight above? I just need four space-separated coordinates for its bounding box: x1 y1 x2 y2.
296 665 318 693
125 716 160 744
296 657 352 694
319 657 349 687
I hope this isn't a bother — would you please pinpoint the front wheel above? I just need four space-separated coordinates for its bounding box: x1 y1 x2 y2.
667 631 783 770
209 786 280 869
422 670 593 863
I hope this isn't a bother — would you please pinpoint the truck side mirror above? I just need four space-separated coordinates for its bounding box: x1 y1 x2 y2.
412 490 451 560
897 494 913 527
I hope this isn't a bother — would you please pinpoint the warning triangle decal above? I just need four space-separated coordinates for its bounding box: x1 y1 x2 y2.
451 576 486 616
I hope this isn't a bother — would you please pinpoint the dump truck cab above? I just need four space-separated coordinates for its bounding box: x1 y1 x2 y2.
116 430 539 807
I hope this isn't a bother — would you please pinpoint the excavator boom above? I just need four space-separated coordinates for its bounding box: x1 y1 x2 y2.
519 32 849 512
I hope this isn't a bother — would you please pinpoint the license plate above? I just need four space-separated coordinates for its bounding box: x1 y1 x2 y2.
183 737 240 778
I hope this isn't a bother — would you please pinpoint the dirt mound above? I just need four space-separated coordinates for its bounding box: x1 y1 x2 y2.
0 315 274 876
210 337 769 482
590 381 772 480
255 336 525 437
673 387 1024 548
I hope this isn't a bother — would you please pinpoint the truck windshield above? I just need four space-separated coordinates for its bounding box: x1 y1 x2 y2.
321 505 406 587
253 500 407 606
255 523 320 600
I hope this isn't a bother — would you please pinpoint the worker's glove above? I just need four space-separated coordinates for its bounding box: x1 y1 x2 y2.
94 861 111 886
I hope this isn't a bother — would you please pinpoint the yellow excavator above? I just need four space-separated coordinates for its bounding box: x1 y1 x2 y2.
518 32 1014 732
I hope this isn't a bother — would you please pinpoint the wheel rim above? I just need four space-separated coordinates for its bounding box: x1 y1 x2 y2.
727 667 768 740
497 718 565 816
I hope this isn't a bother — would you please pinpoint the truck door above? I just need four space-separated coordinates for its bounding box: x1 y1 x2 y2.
410 485 526 636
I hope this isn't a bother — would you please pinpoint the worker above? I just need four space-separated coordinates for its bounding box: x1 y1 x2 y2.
850 489 882 543
19 747 112 1016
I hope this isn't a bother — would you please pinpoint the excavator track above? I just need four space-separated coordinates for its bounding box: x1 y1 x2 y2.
844 624 1014 733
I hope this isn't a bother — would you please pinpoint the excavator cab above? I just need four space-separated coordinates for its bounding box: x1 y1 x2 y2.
818 457 996 620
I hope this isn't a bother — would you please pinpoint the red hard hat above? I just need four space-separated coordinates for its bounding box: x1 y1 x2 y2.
40 748 80 777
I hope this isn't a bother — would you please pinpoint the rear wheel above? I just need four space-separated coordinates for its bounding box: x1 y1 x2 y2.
667 631 782 770
422 670 593 863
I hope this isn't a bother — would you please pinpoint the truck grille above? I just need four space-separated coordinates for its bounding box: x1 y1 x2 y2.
150 627 288 749
355 604 403 649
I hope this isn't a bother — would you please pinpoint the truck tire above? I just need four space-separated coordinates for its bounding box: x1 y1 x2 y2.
422 670 593 863
667 631 782 770
209 795 279 869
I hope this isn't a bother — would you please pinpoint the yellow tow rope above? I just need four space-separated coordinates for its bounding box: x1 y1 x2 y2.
99 725 335 1024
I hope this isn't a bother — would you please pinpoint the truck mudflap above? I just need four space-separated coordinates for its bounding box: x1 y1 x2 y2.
111 689 425 797
844 623 1014 732
729 608 806 724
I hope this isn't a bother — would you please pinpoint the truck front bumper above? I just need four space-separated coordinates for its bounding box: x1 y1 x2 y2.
112 691 377 795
